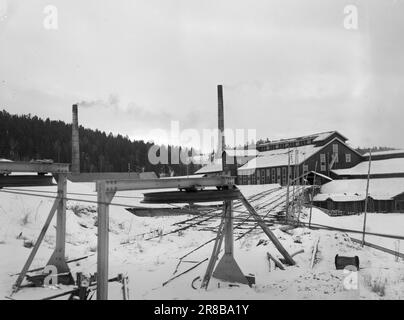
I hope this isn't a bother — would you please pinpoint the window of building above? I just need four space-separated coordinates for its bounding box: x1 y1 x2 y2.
261 169 265 184
271 168 276 183
266 169 270 183
282 167 287 185
277 168 281 183
332 144 339 163
251 174 256 184
303 164 309 175
320 153 326 171
345 153 351 163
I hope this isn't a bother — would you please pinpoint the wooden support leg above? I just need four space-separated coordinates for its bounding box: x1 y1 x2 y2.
200 215 226 289
47 174 73 285
212 200 249 286
239 194 296 266
13 196 61 292
96 181 115 300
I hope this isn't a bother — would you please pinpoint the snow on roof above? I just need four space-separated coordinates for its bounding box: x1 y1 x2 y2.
238 144 320 172
195 149 258 174
257 131 346 147
194 158 223 174
309 171 333 181
363 149 404 157
162 174 206 179
333 158 404 176
314 193 365 202
314 178 404 201
0 159 12 162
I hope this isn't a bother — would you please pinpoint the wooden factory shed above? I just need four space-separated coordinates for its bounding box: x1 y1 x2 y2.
313 178 404 213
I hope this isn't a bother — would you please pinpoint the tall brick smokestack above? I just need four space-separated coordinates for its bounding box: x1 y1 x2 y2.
217 85 226 171
72 104 80 174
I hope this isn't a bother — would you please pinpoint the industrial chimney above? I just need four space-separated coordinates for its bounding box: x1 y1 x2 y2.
217 85 226 172
72 104 80 174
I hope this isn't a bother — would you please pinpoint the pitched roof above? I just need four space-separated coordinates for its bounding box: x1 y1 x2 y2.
257 130 347 147
238 144 320 172
363 149 404 157
194 149 257 174
314 178 404 201
332 158 404 176
194 158 223 174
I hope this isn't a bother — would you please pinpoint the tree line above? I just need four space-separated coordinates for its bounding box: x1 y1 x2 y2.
0 110 201 176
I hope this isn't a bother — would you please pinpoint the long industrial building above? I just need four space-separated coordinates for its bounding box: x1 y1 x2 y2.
195 131 404 213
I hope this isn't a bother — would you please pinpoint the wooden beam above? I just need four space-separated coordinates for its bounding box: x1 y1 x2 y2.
46 174 72 284
67 172 148 183
239 193 296 266
224 201 233 255
98 176 235 192
0 175 54 188
266 252 285 270
96 181 115 300
351 237 404 259
0 161 70 174
310 237 320 269
201 216 226 289
13 196 61 292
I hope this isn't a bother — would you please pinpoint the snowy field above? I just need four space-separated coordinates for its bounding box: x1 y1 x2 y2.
0 181 403 300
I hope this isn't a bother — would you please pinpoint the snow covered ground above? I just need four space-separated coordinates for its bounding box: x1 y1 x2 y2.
0 182 403 300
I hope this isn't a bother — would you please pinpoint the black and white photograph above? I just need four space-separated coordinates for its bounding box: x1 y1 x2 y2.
0 0 404 305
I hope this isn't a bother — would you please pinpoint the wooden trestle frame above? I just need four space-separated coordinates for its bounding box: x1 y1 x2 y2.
0 161 72 293
5 163 294 299
200 192 296 289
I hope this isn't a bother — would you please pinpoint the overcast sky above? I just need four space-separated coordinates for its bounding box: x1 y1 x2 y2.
1 0 403 151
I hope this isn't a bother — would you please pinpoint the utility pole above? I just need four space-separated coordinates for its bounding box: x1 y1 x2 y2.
308 162 318 229
285 148 291 224
362 151 372 247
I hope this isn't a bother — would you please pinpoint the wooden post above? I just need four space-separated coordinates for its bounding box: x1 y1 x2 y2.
96 181 115 300
201 215 226 289
224 200 233 255
211 200 249 286
239 194 295 265
13 196 61 292
47 174 72 283
362 151 372 247
285 148 291 223
308 162 318 229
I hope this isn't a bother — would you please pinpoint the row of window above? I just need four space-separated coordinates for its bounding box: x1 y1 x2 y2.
238 166 307 186
319 146 351 171
259 139 314 152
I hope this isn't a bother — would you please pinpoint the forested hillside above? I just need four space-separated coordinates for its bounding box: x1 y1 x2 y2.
0 110 200 176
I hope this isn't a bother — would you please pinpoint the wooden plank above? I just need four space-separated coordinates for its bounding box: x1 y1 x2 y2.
100 176 235 192
13 197 61 292
350 237 404 259
239 194 296 266
201 216 226 289
0 175 54 188
67 172 147 183
310 237 320 269
163 258 208 287
0 161 69 174
266 253 285 270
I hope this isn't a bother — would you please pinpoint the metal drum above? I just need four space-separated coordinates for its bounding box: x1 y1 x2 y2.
335 254 360 270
